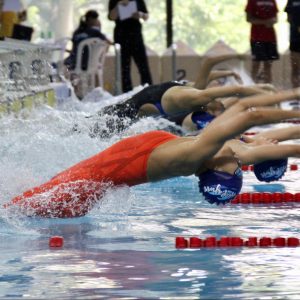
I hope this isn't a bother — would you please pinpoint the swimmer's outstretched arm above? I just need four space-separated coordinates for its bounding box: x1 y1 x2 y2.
220 97 240 109
220 83 281 110
193 53 245 89
229 140 300 165
201 85 269 101
203 89 300 137
151 89 300 179
181 89 300 171
172 85 268 112
255 83 278 93
254 126 300 142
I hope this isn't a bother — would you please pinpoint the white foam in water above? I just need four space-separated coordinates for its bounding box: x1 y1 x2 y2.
81 87 114 103
0 86 174 230
86 185 135 236
0 74 298 233
93 185 134 216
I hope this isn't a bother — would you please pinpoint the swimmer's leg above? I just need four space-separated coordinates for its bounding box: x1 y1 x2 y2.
172 90 300 172
202 107 300 147
216 89 300 120
193 53 245 89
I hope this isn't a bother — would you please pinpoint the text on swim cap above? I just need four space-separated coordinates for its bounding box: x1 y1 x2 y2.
203 184 237 201
260 166 286 179
196 120 210 129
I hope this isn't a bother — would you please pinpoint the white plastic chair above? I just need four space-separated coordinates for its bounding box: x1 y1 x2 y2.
72 38 109 97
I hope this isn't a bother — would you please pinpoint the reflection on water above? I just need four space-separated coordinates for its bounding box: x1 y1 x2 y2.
0 89 299 299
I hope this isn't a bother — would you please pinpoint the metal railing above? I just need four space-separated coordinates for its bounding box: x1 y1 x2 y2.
114 43 122 95
171 43 177 81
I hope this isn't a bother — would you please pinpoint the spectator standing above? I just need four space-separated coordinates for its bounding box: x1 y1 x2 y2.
285 0 300 89
108 0 152 92
245 0 279 83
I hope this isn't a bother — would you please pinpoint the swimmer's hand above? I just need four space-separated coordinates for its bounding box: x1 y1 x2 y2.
240 135 278 145
251 136 278 146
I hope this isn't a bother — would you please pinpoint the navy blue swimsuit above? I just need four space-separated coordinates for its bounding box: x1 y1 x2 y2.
191 111 215 130
100 81 185 119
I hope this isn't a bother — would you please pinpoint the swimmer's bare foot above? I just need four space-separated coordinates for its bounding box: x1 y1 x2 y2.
251 136 278 145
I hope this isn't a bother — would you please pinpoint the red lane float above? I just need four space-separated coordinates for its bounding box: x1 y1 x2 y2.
281 119 300 124
175 236 300 249
231 192 300 204
49 236 64 248
242 164 298 171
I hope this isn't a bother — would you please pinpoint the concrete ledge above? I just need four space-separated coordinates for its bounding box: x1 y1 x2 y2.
0 88 56 117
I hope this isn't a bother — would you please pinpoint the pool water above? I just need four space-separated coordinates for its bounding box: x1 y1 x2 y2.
0 90 299 299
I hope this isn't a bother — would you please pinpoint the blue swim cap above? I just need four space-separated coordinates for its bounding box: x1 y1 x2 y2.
198 168 243 205
253 158 288 182
191 111 215 130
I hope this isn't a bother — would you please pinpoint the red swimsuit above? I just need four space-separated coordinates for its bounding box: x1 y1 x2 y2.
5 131 178 218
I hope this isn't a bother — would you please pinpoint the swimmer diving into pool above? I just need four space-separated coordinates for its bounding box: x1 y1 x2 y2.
89 53 241 134
93 83 271 136
5 89 300 218
91 53 277 136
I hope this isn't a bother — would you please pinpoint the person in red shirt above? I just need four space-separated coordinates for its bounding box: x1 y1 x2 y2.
285 0 300 97
245 0 279 83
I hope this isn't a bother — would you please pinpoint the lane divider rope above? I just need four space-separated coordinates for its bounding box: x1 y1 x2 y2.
242 164 298 171
175 236 300 249
49 236 64 248
231 192 300 204
281 119 300 124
